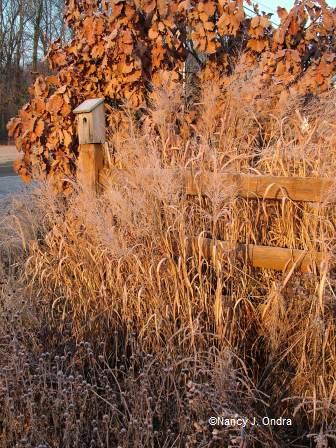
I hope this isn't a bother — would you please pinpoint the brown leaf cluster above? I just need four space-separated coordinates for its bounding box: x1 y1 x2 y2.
7 0 336 191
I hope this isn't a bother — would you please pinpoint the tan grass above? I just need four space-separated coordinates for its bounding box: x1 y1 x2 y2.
1 79 336 446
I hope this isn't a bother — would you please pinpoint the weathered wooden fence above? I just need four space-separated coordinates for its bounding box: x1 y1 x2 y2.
74 98 334 273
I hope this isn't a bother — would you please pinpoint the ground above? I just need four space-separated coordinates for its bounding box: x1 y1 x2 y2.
0 145 22 197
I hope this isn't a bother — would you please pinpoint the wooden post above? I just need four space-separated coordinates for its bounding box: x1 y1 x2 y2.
73 98 105 192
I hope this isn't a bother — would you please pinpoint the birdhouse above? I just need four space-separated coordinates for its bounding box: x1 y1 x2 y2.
73 98 105 144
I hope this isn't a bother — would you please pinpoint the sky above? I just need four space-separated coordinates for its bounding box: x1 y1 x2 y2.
254 0 336 11
247 0 336 24
273 0 336 8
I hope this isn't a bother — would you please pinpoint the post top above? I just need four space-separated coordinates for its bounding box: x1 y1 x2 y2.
74 98 105 114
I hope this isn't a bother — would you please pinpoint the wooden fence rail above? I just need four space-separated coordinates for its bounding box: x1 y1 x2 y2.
189 237 325 273
185 172 334 203
74 98 333 273
105 168 335 203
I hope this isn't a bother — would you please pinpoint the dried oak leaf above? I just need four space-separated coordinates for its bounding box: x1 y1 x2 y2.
203 1 216 16
46 94 64 114
218 13 241 36
277 7 288 22
7 118 21 138
50 50 68 69
35 120 45 138
143 0 156 14
63 130 73 147
14 160 30 183
247 39 267 53
34 77 48 98
32 98 46 115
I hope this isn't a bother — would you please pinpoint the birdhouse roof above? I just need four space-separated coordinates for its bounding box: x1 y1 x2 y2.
74 98 104 114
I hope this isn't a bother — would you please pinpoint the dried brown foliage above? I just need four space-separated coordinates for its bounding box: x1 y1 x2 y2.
6 0 336 190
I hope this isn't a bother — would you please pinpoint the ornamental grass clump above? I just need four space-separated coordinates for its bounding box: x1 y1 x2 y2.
1 79 336 446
